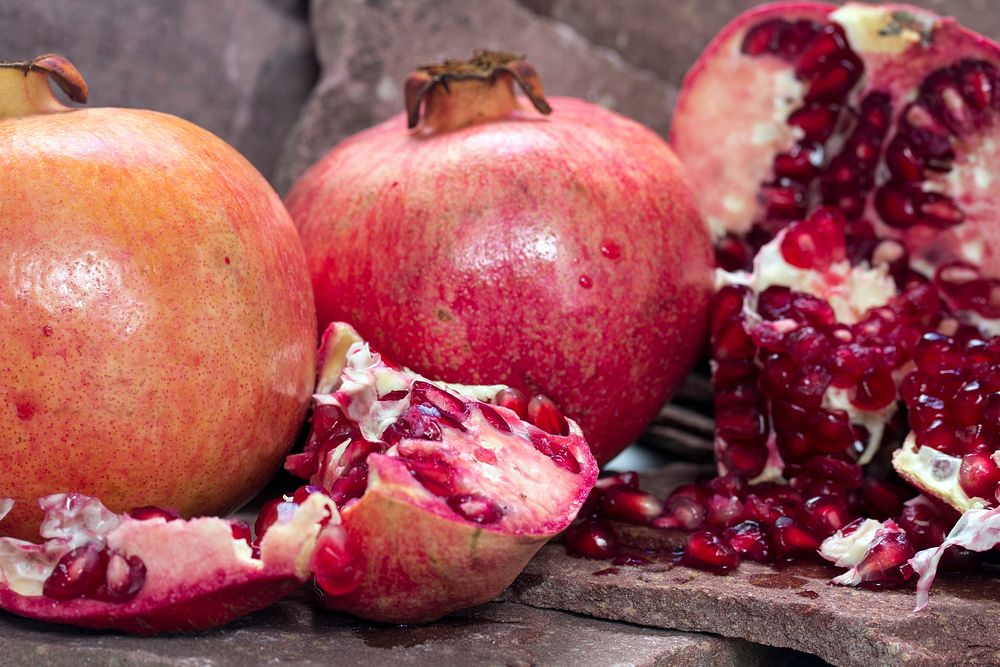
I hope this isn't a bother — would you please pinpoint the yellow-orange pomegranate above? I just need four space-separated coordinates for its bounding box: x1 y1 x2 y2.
0 55 317 538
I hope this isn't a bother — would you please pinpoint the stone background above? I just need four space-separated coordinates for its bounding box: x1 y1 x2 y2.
3 0 997 193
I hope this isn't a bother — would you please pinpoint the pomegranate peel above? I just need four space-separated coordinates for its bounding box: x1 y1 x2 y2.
288 322 598 623
287 51 712 465
0 493 338 634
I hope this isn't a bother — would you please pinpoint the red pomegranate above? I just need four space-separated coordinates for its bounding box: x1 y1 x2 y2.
671 2 1000 329
286 51 713 464
0 55 316 538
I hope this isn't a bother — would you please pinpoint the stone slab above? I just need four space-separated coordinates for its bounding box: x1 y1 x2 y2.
506 465 1000 667
0 597 803 667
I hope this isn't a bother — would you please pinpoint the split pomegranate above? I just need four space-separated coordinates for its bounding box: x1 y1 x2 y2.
671 2 1000 330
286 51 713 464
0 492 338 633
283 322 598 623
0 55 316 538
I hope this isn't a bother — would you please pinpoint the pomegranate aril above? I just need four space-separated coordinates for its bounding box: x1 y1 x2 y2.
761 182 807 219
715 404 767 444
708 473 747 499
787 365 832 408
596 471 640 491
404 457 456 497
958 452 1000 500
799 495 851 538
530 431 582 473
313 529 362 597
741 19 789 56
805 53 862 103
292 484 330 504
411 381 468 420
714 359 758 388
600 487 663 525
722 442 768 478
807 409 854 454
773 143 823 181
379 389 408 402
527 394 569 436
897 503 948 551
478 403 512 433
885 137 924 182
330 462 369 506
787 103 840 143
724 520 770 562
494 387 529 420
447 493 504 525
254 498 298 541
860 479 906 521
43 544 108 600
99 553 147 603
855 530 915 585
806 456 862 491
564 520 620 559
852 363 897 410
231 520 253 545
664 495 706 531
874 185 918 228
795 24 848 77
712 316 755 361
128 506 180 522
706 494 744 528
770 516 820 559
684 531 740 572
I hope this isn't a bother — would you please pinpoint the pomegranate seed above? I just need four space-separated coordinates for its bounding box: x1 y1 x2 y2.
478 403 512 433
721 442 768 478
796 24 849 76
312 403 344 436
798 495 851 537
807 409 854 454
706 494 744 528
43 544 108 600
530 431 582 473
595 471 640 491
128 506 180 522
707 473 747 499
600 487 663 525
741 19 788 56
664 495 706 531
330 462 369 506
410 381 468 420
762 182 808 219
684 531 740 572
714 359 758 388
291 484 330 504
564 520 620 559
724 520 771 562
787 103 840 142
805 53 863 102
958 452 1000 500
743 494 792 524
669 483 711 506
447 493 504 525
854 529 915 585
527 394 569 436
711 285 750 334
769 516 820 559
403 457 456 497
852 363 897 410
860 479 906 520
805 456 862 490
897 503 949 550
313 527 362 597
787 365 832 408
254 498 298 542
780 207 846 270
715 404 767 444
99 553 147 603
379 389 408 402
494 387 529 420
230 520 253 544
875 184 918 228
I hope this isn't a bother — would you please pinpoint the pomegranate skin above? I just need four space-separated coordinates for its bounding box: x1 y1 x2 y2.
0 67 316 538
287 95 712 464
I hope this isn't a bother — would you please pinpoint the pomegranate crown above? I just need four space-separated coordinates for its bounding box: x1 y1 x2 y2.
0 53 88 104
403 50 551 129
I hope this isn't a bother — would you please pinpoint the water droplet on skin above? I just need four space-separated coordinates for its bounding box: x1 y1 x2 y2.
600 241 621 260
579 275 593 289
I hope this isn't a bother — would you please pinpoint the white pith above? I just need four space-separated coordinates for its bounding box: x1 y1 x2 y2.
830 4 928 56
820 517 884 567
312 323 591 533
0 493 337 598
892 433 989 513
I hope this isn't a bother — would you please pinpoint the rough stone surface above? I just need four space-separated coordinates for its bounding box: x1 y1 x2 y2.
274 0 676 193
0 597 799 666
0 0 316 182
506 465 1000 667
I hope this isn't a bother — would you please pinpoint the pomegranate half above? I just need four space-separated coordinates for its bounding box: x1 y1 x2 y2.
286 51 713 464
0 55 317 538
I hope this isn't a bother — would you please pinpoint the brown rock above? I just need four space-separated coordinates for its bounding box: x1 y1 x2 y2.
0 0 316 182
506 465 1000 667
274 0 675 193
0 597 800 666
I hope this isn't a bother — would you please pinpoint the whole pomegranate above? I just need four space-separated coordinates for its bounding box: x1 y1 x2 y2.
286 51 712 464
0 55 316 538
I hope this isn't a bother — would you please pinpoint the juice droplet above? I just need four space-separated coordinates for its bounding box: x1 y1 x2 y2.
600 241 621 260
578 275 593 289
224 256 231 265
41 325 53 337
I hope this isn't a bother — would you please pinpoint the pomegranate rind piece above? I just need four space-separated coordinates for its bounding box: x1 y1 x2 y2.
300 323 599 623
0 493 336 634
909 505 1000 610
819 517 883 568
892 433 988 513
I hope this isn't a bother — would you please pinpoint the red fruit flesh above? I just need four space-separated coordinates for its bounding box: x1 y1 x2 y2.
0 55 316 539
673 2 1000 332
287 322 598 623
0 492 337 634
287 52 712 465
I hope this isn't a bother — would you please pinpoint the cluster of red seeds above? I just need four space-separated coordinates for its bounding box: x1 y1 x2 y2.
277 382 578 530
901 332 1000 500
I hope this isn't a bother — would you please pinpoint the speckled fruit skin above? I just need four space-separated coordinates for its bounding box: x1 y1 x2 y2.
0 105 317 538
286 96 712 464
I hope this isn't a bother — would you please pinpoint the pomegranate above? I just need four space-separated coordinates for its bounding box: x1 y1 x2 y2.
671 2 1000 331
0 55 316 538
0 491 338 633
286 51 713 464
282 322 598 623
